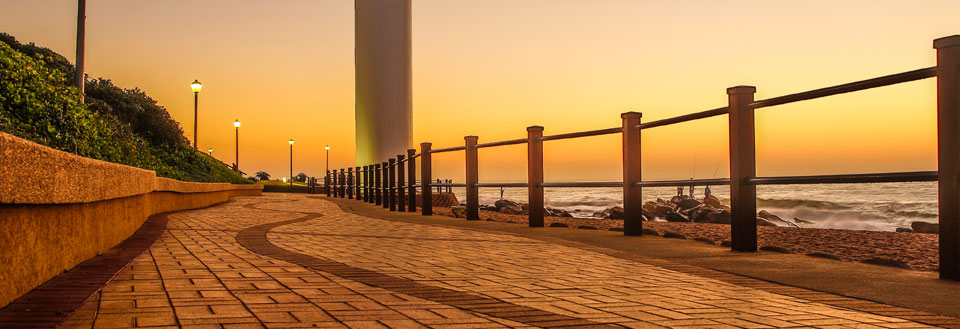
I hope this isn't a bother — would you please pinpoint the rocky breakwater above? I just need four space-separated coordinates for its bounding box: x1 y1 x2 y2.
481 199 574 217
593 195 809 228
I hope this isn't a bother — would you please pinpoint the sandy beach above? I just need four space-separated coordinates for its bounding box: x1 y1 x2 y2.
433 206 940 272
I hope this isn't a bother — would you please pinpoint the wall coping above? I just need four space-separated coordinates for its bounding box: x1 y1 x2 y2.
0 132 261 205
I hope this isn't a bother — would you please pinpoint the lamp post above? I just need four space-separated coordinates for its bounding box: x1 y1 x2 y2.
289 139 295 187
190 80 202 149
207 148 213 156
325 145 331 173
233 119 241 172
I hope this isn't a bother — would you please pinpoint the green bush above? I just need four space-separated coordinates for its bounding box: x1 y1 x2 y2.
0 34 250 184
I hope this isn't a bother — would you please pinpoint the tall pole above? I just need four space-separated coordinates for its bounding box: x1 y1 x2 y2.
326 147 330 173
235 126 239 171
75 0 85 100
289 143 294 187
193 92 198 149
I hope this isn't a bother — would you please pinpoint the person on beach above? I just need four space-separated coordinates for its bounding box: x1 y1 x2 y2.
677 186 683 196
500 187 504 200
705 185 712 197
689 178 695 197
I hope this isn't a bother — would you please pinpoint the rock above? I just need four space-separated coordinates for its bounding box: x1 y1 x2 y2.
479 205 498 211
495 199 524 214
495 199 519 209
520 203 530 211
451 206 466 218
652 204 673 218
862 257 911 269
756 216 778 227
704 210 731 224
793 217 814 225
694 237 716 245
594 207 625 220
703 194 722 208
806 252 840 260
664 211 689 222
671 195 702 210
545 207 573 217
911 221 939 234
757 210 799 228
759 246 790 253
896 227 913 233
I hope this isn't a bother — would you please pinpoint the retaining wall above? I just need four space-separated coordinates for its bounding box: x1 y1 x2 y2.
0 132 262 308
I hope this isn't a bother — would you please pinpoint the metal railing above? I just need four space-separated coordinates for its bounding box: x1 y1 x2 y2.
323 35 960 281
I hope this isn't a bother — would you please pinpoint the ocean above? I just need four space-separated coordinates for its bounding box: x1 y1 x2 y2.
445 182 939 232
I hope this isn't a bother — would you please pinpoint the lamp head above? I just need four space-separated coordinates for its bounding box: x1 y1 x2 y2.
325 145 330 150
289 139 295 145
190 80 203 93
233 119 241 127
207 148 213 154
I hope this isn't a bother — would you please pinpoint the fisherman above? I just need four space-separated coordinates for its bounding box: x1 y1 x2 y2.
689 178 695 197
705 185 712 197
500 187 505 200
676 186 683 196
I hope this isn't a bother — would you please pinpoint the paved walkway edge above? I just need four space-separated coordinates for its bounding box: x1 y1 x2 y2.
0 203 222 328
325 196 960 328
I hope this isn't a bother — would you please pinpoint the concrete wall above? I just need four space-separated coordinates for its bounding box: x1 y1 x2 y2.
0 132 262 308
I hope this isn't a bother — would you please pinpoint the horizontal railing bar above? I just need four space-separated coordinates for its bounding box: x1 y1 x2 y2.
635 178 731 187
748 171 937 185
410 153 421 159
541 127 622 141
430 146 467 153
475 182 529 187
751 67 937 109
433 182 467 187
476 138 527 148
638 107 729 130
541 181 622 188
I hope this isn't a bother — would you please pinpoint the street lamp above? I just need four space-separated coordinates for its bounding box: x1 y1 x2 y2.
190 80 202 149
233 119 241 172
325 145 330 173
207 148 213 156
289 139 295 187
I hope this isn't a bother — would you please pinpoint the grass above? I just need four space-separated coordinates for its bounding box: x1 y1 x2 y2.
257 180 308 187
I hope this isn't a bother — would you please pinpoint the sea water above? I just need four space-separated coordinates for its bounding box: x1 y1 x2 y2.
444 182 938 232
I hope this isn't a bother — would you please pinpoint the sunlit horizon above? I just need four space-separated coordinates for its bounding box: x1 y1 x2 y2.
1 0 955 182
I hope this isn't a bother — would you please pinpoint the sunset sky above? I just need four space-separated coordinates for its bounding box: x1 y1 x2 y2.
1 0 956 182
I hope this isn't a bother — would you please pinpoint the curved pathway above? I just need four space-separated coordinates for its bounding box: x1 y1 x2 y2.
57 194 936 328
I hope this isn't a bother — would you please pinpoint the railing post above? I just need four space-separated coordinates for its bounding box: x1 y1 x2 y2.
382 161 390 208
366 165 372 203
325 170 331 196
728 86 758 252
407 149 417 212
355 166 361 199
421 143 433 215
361 166 368 202
621 112 643 236
389 158 397 211
398 154 406 212
340 168 347 198
936 35 960 280
374 163 382 205
465 136 479 220
527 126 544 227
347 167 354 199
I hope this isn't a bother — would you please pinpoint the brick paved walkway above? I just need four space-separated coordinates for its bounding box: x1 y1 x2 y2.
57 194 941 328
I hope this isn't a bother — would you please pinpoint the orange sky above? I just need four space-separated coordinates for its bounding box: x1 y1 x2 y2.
0 0 955 182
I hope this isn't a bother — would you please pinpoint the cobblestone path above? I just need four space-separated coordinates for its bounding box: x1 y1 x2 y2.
58 194 937 328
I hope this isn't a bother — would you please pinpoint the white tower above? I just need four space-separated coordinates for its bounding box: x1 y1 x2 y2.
355 0 412 165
